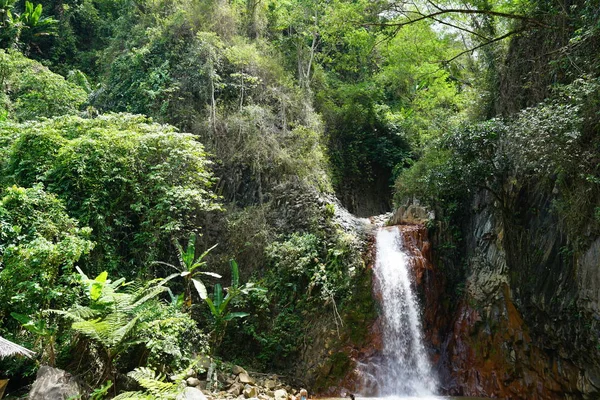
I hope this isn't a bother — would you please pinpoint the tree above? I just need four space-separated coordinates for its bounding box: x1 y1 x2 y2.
0 114 221 275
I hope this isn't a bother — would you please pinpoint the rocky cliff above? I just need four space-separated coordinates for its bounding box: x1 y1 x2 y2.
425 188 600 399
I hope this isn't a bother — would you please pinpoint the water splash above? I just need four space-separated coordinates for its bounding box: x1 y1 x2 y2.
359 226 437 397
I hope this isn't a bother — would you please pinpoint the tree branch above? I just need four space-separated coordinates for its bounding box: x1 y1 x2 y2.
439 28 526 64
363 8 553 29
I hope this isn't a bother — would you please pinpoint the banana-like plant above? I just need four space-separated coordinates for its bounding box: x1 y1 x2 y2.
0 0 56 48
154 233 221 308
205 259 266 352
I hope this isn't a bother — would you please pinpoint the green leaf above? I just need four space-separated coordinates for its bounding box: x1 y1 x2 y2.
230 259 239 288
95 271 108 283
192 278 207 300
197 271 221 279
213 283 223 308
224 312 249 321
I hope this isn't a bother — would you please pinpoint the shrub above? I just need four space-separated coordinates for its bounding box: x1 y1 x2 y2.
0 113 221 275
0 50 87 121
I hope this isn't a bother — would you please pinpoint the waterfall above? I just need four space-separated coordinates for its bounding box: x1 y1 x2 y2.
358 226 437 397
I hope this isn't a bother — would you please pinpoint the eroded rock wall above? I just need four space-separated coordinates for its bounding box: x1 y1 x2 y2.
427 189 600 399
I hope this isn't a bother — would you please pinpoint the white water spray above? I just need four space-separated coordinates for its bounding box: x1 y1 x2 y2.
358 226 437 397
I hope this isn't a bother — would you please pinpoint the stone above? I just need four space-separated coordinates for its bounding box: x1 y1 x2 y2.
274 389 287 400
187 377 202 387
264 379 277 390
228 382 244 396
183 387 209 400
243 385 258 398
28 366 83 400
232 365 247 375
238 372 254 384
196 354 212 371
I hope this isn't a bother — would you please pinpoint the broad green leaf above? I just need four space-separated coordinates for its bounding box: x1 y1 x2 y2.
95 271 108 283
224 312 249 321
192 278 207 300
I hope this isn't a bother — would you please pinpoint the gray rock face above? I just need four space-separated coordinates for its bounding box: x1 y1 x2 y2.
28 366 82 400
182 386 208 400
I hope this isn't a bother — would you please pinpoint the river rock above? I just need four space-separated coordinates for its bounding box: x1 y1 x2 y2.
183 387 208 400
243 385 257 398
187 377 201 387
232 365 247 375
264 379 276 390
238 372 254 384
28 366 83 400
228 382 244 396
274 389 287 400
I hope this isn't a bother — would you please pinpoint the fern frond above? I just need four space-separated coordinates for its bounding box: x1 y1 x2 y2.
127 367 181 398
71 318 105 343
131 286 167 309
109 314 140 346
112 391 154 400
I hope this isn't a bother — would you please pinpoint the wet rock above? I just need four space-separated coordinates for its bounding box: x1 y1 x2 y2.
29 366 83 400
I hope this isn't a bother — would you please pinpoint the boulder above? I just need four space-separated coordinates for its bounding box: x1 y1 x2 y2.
183 386 209 400
29 366 83 400
187 377 201 387
243 385 258 398
274 389 287 400
232 365 247 375
238 373 254 384
228 382 244 396
264 379 277 390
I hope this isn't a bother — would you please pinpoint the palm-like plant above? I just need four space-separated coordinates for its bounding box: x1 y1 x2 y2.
205 260 266 352
49 268 177 385
155 233 221 308
0 0 56 48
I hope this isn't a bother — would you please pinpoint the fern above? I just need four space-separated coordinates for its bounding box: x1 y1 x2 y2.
112 367 185 400
52 270 186 384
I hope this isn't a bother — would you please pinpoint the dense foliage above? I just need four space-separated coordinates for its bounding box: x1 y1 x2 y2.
0 113 220 274
0 0 599 396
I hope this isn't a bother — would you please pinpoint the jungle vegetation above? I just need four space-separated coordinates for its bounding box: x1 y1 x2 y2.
0 0 598 396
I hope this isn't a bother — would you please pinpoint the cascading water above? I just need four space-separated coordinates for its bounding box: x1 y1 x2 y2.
358 226 438 397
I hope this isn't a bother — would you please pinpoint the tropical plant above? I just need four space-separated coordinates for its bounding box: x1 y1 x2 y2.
112 364 195 400
10 312 56 365
154 233 220 308
0 113 221 275
205 259 266 352
0 50 87 121
49 268 200 385
0 0 56 50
